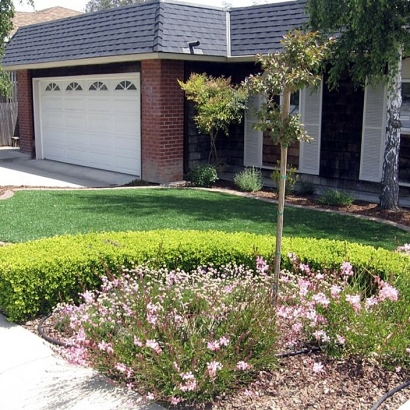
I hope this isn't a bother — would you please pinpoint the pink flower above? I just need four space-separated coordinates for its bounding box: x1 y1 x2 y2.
312 362 325 373
330 285 342 299
365 296 379 311
98 340 114 354
219 336 230 347
146 339 162 354
345 294 361 312
312 292 330 307
134 336 143 347
146 392 155 401
340 262 354 277
207 340 220 351
256 256 269 273
313 330 330 343
115 362 127 373
336 334 345 345
80 290 95 304
236 361 253 371
170 397 183 405
207 360 223 380
178 372 198 392
378 281 399 302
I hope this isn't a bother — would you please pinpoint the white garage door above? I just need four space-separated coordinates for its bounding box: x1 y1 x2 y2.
34 74 141 176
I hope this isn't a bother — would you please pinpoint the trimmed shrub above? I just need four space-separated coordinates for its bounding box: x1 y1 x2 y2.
0 230 408 322
188 165 218 187
233 167 264 192
317 189 355 206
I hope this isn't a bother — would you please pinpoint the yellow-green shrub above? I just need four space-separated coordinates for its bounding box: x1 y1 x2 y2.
0 230 407 322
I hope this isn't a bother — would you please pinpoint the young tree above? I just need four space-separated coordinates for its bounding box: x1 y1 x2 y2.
178 73 247 164
307 0 410 210
85 0 144 12
245 31 329 301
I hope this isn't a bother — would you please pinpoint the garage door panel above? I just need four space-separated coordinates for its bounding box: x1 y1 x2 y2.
88 115 112 133
114 117 139 134
44 145 66 161
111 98 139 114
65 113 87 130
43 114 64 128
87 97 112 112
114 136 138 154
66 132 89 147
44 97 64 110
66 148 89 165
38 75 141 176
43 128 65 143
90 152 114 169
65 98 86 111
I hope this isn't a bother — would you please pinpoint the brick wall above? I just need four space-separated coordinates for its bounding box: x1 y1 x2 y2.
141 59 185 183
17 70 34 156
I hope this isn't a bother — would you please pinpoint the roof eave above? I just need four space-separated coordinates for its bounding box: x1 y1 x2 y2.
2 52 230 71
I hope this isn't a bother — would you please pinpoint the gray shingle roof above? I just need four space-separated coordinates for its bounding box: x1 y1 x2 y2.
3 0 309 68
3 0 227 67
230 0 308 56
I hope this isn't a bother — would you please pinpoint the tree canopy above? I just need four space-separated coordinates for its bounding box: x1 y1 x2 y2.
307 0 410 88
0 0 15 96
85 0 144 12
308 0 410 210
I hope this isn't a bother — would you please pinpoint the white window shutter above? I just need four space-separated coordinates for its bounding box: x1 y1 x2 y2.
299 82 323 175
359 83 386 182
244 94 263 167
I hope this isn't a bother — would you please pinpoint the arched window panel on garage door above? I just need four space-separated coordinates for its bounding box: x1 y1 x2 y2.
115 80 137 91
66 82 83 91
45 83 60 91
89 81 108 91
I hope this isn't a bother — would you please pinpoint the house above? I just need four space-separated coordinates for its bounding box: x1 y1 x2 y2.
10 7 82 37
2 0 410 193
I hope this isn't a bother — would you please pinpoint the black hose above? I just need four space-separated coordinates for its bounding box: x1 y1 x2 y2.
371 380 410 410
37 314 72 347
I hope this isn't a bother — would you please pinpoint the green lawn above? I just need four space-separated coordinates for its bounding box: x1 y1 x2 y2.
1 187 407 249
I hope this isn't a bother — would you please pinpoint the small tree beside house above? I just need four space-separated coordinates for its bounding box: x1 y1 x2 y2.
178 73 247 165
245 30 330 301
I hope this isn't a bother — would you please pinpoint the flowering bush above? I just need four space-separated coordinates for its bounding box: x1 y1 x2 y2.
54 263 277 405
278 253 407 368
53 253 409 405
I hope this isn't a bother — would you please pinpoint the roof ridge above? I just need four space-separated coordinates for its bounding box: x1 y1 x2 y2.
153 1 164 52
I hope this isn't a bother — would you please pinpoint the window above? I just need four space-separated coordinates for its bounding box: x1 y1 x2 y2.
115 80 137 91
66 82 83 91
45 83 60 91
89 81 108 91
244 84 323 175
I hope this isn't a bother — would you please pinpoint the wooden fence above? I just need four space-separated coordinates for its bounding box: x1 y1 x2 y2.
0 72 18 147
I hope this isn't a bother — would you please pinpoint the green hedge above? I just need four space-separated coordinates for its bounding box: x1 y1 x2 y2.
0 230 408 322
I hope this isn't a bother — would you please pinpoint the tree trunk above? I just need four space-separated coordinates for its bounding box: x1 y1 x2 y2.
273 88 290 305
380 56 402 211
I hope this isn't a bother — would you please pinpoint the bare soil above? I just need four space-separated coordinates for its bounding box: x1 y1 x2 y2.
4 184 410 409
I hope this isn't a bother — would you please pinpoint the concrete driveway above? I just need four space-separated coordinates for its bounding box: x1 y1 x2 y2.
0 147 137 188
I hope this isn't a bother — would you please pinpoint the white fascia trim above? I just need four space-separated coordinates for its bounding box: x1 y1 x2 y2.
3 52 229 71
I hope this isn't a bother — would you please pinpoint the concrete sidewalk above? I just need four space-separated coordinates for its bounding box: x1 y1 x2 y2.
0 314 166 410
0 147 137 188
